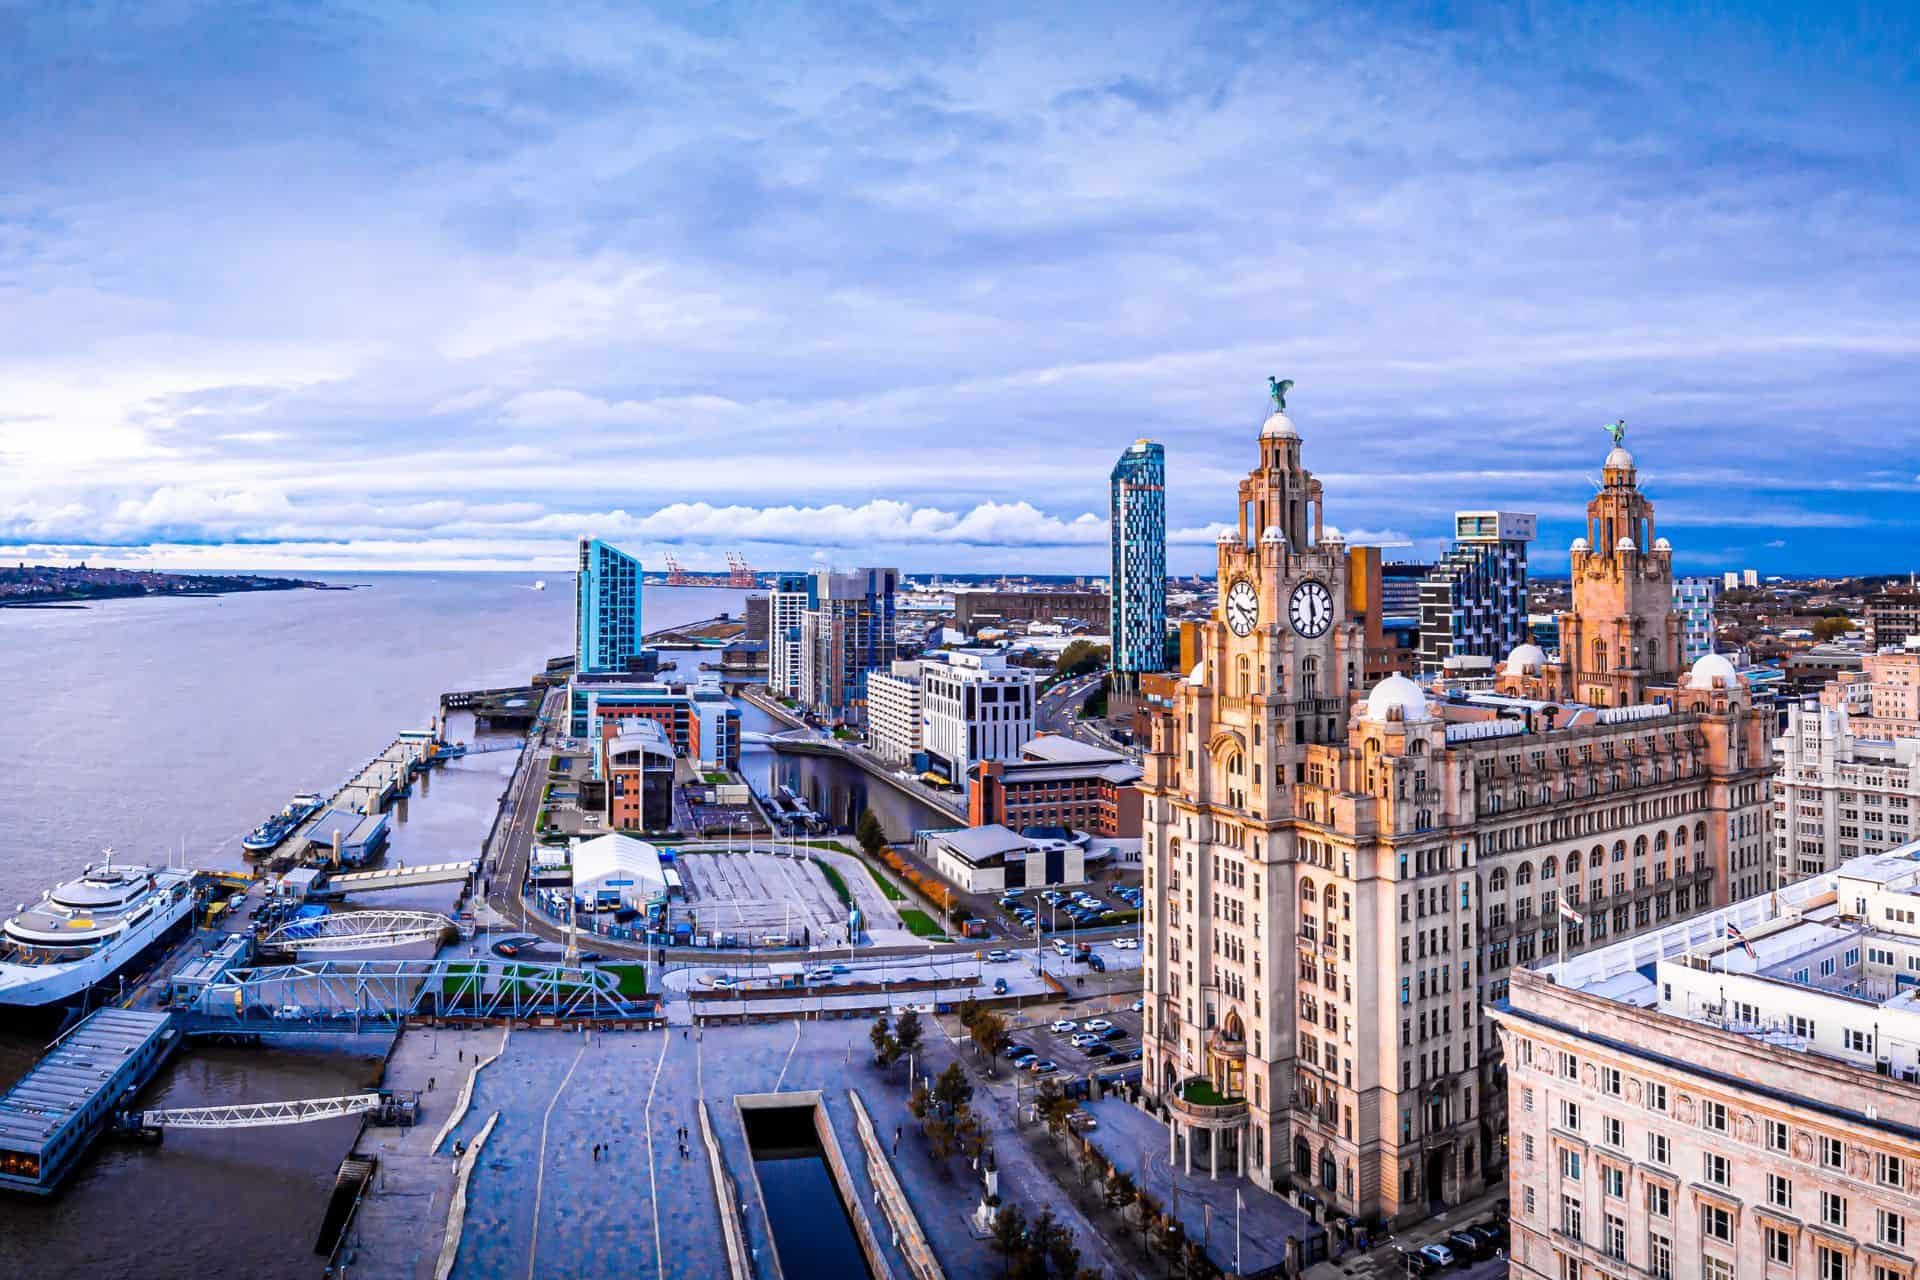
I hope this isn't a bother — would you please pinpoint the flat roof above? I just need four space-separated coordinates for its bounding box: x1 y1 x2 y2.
0 1009 172 1152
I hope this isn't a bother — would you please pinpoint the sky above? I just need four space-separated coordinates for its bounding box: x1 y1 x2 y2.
3 1 1918 578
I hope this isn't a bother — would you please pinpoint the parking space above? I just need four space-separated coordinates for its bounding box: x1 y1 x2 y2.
994 880 1145 941
1002 1005 1146 1078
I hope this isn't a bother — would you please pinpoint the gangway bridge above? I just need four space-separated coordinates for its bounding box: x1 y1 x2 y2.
125 1093 385 1131
317 860 477 897
178 957 655 1034
262 910 454 953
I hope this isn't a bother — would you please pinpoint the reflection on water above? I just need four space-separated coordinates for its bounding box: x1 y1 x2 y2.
736 747 955 842
743 1105 872 1280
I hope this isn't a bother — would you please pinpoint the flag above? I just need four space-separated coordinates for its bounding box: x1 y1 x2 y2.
1558 897 1583 925
1726 921 1757 959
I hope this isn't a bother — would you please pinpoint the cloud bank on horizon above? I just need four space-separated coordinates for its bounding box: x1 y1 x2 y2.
2 2 1917 576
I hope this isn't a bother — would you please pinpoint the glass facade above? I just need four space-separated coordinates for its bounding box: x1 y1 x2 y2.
1110 439 1167 677
1673 576 1718 662
576 537 644 673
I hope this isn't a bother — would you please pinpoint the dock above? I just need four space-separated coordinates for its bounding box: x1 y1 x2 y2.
0 1009 181 1195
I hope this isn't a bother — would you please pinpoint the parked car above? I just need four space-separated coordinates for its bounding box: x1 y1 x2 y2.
1130 997 1145 1012
1466 1221 1507 1250
1050 1019 1077 1033
1447 1230 1490 1260
1118 1046 1143 1062
1070 1033 1100 1048
578 951 604 963
1114 936 1140 950
992 977 1009 995
711 975 737 989
1084 1042 1113 1058
1026 1059 1058 1075
1417 1244 1455 1269
1003 1042 1030 1059
1100 1027 1128 1041
1087 954 1106 972
1082 1019 1113 1032
986 949 1012 962
808 968 835 982
1067 1108 1098 1132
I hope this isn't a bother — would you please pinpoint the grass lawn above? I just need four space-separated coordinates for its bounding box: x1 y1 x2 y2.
702 771 730 785
601 962 648 997
864 864 906 901
898 908 946 939
1180 1077 1242 1107
813 858 854 909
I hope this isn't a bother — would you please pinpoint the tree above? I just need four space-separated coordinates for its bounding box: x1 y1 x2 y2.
1054 639 1110 678
955 1106 987 1161
894 1007 925 1060
908 1080 932 1122
1813 615 1852 641
856 809 888 857
870 1013 898 1065
1105 1166 1137 1213
1135 1191 1162 1255
924 1111 961 1165
1180 1238 1212 1279
992 1203 1030 1277
969 1008 1010 1060
1035 1078 1076 1135
933 1061 975 1115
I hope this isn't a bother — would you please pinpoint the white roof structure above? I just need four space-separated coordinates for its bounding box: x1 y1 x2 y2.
570 832 668 906
1504 643 1547 675
1688 651 1740 690
1260 410 1298 439
1363 672 1432 723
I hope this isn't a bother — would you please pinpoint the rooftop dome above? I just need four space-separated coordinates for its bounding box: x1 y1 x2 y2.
1364 673 1432 724
1260 410 1299 440
1604 445 1635 470
1186 661 1209 687
1653 536 1672 551
1260 525 1286 544
1216 528 1236 543
1323 528 1346 544
1616 536 1637 552
1570 536 1590 552
1688 652 1740 691
1504 643 1548 675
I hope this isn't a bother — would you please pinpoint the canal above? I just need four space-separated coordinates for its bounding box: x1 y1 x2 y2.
742 1104 871 1280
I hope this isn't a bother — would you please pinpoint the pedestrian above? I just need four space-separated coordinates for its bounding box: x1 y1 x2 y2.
428 1076 435 1092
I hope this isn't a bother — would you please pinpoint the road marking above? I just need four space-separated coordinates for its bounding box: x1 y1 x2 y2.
774 1018 801 1091
526 1040 587 1280
644 1027 671 1277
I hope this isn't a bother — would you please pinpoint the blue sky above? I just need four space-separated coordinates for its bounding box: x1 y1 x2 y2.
2 1 1917 576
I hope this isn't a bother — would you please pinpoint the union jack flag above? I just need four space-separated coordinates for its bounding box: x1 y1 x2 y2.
1726 921 1757 959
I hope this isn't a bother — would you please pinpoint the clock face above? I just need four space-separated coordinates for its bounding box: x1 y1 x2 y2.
1289 579 1334 638
1224 579 1259 636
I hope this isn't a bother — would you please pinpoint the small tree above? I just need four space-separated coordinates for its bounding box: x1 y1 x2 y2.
894 1007 925 1059
1047 1223 1082 1279
955 1105 987 1161
992 1203 1030 1277
856 809 887 856
969 1008 1011 1059
908 1080 932 1122
1035 1078 1076 1135
924 1111 960 1165
1105 1165 1137 1213
1180 1238 1211 1279
870 1013 897 1065
933 1060 974 1115
1135 1190 1162 1255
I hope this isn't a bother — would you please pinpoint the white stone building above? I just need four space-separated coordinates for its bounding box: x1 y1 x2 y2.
865 660 924 765
1773 698 1920 883
919 650 1036 785
1491 846 1920 1280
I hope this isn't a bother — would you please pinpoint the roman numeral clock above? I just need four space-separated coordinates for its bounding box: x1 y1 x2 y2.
1288 579 1333 638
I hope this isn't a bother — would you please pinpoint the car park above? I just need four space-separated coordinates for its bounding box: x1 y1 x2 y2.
1100 1027 1128 1041
1082 1019 1112 1032
1050 1019 1077 1033
1084 1042 1112 1058
1417 1244 1455 1269
1069 1033 1100 1048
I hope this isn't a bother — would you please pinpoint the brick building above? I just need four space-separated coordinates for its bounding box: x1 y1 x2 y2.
969 735 1143 837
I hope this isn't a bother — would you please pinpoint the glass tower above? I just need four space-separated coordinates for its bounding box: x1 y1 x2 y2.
1110 440 1167 681
576 537 644 674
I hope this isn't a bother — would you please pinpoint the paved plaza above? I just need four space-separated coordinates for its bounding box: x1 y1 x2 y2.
671 847 913 945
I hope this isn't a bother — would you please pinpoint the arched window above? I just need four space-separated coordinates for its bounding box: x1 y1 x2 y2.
1237 655 1252 698
1674 826 1688 849
1542 856 1559 881
1489 867 1508 893
1515 861 1534 887
1565 850 1582 875
1612 840 1627 863
1634 835 1649 859
1654 831 1668 852
1300 878 1317 905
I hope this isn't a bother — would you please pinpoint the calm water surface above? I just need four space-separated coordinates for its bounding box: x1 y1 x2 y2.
0 574 742 1276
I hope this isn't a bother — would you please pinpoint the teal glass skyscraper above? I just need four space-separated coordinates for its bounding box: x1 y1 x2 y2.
1110 440 1167 685
576 537 644 673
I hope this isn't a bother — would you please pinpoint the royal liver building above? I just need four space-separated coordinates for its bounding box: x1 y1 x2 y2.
1139 390 1773 1229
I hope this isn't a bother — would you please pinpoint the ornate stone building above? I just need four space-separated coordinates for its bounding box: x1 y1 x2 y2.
1139 393 1775 1229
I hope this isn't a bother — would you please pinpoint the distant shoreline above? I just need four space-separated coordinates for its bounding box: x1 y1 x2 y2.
0 568 354 609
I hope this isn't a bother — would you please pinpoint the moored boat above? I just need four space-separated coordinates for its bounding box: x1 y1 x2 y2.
240 791 325 853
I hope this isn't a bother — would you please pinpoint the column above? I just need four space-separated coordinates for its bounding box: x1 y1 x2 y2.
1210 1128 1219 1179
1170 1116 1179 1166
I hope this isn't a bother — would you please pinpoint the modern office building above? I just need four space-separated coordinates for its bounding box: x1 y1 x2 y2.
919 650 1036 784
1771 697 1920 883
576 537 644 674
599 720 676 831
865 660 924 765
1490 847 1920 1280
569 674 740 769
969 734 1144 837
1111 439 1168 690
1138 399 1773 1227
1418 511 1535 676
1867 589 1920 652
1674 575 1719 663
800 567 898 724
768 571 812 699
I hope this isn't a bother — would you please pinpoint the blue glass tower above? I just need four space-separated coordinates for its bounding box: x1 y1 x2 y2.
576 537 644 673
1110 440 1167 682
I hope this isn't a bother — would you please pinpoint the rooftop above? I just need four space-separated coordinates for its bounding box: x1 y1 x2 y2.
0 1009 173 1152
1536 841 1920 1078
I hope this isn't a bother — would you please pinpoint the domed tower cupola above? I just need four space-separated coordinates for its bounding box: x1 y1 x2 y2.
1239 377 1321 550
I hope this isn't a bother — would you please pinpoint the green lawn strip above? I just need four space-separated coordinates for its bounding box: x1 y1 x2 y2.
702 771 730 784
898 908 946 939
1180 1077 1240 1106
812 858 854 909
863 863 906 901
600 962 648 997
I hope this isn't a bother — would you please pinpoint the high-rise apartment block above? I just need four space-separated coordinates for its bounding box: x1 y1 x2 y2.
1673 575 1719 663
865 660 924 765
1110 439 1167 689
768 571 811 699
1417 511 1535 675
1867 588 1920 652
1491 848 1920 1280
1139 399 1772 1226
799 567 897 724
1771 698 1920 882
576 537 644 674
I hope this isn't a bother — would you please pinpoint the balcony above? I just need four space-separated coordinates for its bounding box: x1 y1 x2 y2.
1169 1077 1250 1125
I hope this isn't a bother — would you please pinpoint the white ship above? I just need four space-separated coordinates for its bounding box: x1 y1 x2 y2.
0 855 197 1009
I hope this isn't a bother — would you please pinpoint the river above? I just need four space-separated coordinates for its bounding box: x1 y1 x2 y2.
0 574 745 1276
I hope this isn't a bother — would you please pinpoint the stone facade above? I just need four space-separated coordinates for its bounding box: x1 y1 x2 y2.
1139 401 1774 1229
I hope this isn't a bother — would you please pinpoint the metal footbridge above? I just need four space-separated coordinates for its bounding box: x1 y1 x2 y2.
128 1093 384 1130
177 957 654 1034
262 910 454 953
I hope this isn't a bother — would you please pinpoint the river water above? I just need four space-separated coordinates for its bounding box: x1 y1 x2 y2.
0 574 744 1276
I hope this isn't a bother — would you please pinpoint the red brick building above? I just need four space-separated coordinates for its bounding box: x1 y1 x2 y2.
968 735 1143 837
